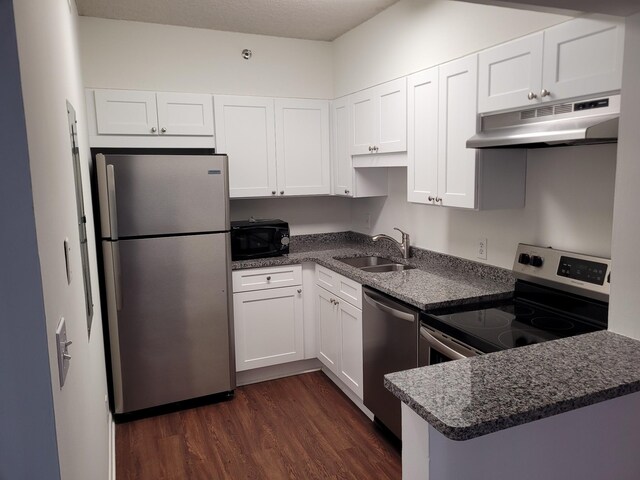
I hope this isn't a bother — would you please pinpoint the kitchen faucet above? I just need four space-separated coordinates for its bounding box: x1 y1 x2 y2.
372 227 411 259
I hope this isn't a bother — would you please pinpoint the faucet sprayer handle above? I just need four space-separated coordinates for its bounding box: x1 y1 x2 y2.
393 227 408 239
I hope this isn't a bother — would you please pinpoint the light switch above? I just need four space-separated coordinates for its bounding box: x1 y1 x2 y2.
55 317 72 388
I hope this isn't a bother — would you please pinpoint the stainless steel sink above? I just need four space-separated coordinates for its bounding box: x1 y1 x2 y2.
335 256 415 273
360 264 415 273
337 256 397 268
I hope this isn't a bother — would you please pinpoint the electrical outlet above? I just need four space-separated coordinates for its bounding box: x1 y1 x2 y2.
477 237 488 260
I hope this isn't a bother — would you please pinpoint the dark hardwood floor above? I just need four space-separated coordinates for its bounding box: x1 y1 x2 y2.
116 371 402 479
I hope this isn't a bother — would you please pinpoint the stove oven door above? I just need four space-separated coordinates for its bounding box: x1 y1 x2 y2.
418 324 482 367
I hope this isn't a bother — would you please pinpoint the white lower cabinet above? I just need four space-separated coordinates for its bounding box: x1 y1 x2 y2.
315 266 363 399
232 266 304 372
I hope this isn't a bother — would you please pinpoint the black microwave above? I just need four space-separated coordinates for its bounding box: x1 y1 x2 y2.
230 219 290 260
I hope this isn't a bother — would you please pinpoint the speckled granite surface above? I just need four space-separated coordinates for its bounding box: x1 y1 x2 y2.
385 331 640 441
232 231 515 310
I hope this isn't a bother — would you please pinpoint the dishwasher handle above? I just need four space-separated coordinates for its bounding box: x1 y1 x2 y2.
363 289 416 322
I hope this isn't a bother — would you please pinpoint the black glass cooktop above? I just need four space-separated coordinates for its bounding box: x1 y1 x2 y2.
420 281 608 354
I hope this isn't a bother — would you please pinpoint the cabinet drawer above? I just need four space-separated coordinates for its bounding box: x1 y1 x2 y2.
315 264 362 309
232 265 302 292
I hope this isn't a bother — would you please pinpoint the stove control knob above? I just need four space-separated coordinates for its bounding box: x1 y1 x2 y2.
530 255 544 267
518 253 531 265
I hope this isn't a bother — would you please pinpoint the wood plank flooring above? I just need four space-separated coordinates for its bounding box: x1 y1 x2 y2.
116 371 402 479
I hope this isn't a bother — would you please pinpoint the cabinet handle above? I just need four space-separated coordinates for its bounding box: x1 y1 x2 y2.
160 127 167 133
345 189 350 195
330 298 335 304
151 127 157 133
540 89 551 98
368 146 373 152
373 146 379 152
266 276 271 281
280 190 285 195
297 289 302 294
428 195 434 202
435 197 442 203
527 91 538 100
272 191 276 195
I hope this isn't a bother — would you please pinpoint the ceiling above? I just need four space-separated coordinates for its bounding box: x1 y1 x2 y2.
75 0 401 42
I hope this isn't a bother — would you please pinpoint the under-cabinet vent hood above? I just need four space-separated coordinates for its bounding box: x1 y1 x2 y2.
467 95 620 149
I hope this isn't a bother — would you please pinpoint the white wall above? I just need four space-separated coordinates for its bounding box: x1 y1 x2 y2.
609 12 640 339
0 2 60 477
78 17 333 99
352 145 617 269
231 197 353 235
332 0 569 97
12 0 111 479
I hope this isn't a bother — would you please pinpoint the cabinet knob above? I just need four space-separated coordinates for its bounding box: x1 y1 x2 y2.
272 191 276 195
280 190 285 195
151 127 157 133
297 289 302 294
266 276 271 281
540 89 551 98
160 127 167 133
527 91 538 100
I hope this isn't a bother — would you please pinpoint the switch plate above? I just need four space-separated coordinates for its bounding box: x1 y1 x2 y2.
55 317 71 389
477 237 488 260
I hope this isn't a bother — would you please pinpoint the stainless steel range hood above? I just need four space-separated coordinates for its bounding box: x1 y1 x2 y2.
467 95 620 149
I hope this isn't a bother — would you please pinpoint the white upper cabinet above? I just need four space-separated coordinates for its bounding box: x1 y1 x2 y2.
331 97 388 198
478 33 544 113
214 95 277 198
478 18 624 113
407 56 526 210
349 78 407 155
407 67 439 204
542 18 625 103
94 89 213 136
155 92 214 136
438 55 479 209
94 90 158 135
275 98 331 196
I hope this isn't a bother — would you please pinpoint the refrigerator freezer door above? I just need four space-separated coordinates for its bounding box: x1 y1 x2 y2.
103 233 234 414
97 154 229 238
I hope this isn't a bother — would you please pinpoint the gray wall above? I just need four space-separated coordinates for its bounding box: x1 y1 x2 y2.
0 1 61 478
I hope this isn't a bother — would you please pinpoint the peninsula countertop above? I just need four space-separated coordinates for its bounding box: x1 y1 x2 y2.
385 330 640 441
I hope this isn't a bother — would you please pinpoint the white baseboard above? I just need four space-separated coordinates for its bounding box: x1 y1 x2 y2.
320 367 374 421
108 413 115 480
236 358 322 386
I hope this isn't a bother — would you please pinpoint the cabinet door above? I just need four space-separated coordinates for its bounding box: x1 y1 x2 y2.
233 286 304 372
316 286 339 375
407 67 439 205
94 89 158 135
214 95 277 198
156 92 214 136
337 300 363 399
542 18 625 102
438 55 478 209
275 98 330 196
349 89 376 155
478 33 543 113
332 97 353 197
376 77 407 154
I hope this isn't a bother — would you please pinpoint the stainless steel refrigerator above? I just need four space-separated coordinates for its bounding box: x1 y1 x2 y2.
96 152 235 415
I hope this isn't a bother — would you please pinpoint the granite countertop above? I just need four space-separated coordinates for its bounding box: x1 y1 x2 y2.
232 232 515 311
385 331 640 441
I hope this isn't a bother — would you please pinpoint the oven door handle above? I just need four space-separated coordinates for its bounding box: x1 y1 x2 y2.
420 326 474 361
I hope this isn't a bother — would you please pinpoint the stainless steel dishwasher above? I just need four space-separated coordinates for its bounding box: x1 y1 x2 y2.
363 287 419 439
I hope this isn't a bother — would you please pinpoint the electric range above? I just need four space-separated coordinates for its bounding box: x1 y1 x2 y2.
419 244 611 364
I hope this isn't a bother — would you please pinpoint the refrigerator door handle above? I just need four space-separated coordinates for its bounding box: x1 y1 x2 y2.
106 164 119 240
112 241 123 310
